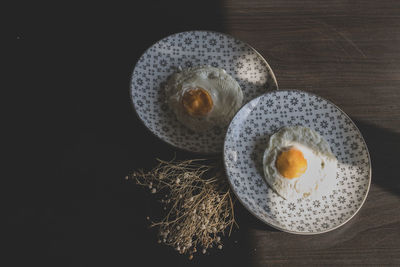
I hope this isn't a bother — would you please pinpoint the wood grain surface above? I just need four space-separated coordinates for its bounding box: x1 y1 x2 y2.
12 0 400 266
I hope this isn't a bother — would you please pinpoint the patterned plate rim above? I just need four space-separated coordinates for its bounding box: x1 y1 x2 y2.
129 30 279 154
223 89 372 234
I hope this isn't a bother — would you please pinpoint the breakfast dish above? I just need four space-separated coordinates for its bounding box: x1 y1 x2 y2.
263 126 337 200
224 90 371 234
131 31 278 154
165 66 243 132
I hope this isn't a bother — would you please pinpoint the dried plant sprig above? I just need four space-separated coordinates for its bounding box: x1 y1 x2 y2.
127 159 237 259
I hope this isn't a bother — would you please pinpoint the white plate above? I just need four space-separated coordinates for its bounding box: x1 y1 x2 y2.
224 90 371 234
130 31 278 154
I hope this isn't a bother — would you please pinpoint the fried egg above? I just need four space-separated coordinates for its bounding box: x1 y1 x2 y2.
165 66 243 132
263 126 337 199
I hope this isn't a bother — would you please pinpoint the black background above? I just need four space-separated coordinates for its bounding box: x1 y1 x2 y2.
12 1 250 266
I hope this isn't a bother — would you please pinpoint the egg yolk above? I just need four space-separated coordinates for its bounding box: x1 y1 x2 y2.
275 148 307 179
182 88 213 116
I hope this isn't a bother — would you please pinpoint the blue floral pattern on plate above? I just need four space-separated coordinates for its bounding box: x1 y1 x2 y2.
224 90 371 234
131 31 278 154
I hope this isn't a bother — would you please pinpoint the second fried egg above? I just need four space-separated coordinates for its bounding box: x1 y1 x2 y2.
263 126 337 200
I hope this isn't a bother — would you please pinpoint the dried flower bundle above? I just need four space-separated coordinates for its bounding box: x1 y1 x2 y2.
127 159 237 259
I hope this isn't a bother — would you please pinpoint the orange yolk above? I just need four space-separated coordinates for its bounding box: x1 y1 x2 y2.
182 88 213 117
275 148 307 179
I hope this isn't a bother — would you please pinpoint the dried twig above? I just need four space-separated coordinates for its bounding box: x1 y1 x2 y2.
127 159 237 259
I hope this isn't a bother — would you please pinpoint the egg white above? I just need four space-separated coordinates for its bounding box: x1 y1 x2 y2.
263 126 337 200
165 66 243 132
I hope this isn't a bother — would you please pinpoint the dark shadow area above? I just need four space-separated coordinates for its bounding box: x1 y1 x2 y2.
354 119 400 196
10 1 261 267
251 132 270 178
234 200 280 232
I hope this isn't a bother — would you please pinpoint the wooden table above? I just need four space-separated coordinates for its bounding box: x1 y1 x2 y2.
13 0 400 266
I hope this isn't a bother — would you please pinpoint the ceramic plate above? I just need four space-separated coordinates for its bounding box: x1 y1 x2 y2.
130 31 278 154
224 90 371 234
